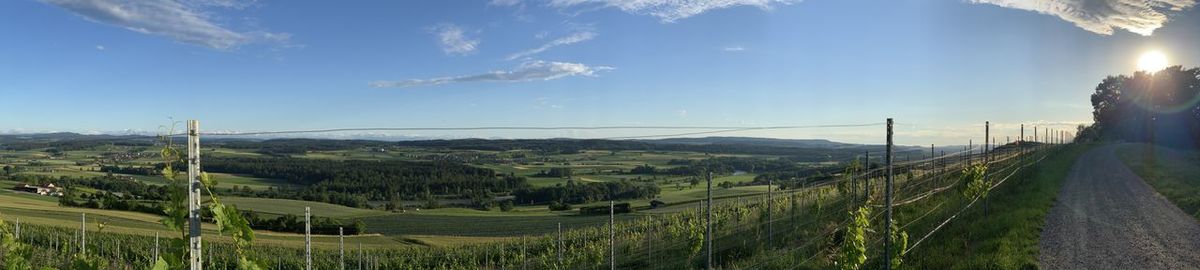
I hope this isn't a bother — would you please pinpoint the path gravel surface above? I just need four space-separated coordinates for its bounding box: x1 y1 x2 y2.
1039 144 1200 269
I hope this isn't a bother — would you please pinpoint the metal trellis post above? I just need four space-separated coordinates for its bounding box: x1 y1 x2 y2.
610 200 616 270
341 226 345 270
884 118 894 270
81 213 86 255
305 206 312 270
187 120 202 270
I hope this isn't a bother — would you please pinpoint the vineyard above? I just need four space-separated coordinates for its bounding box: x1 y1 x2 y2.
0 120 1073 269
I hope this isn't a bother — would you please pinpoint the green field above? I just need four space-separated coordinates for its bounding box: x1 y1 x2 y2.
0 143 799 249
0 190 410 249
223 196 389 219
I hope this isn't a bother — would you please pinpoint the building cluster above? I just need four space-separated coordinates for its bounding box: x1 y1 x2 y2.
12 183 63 196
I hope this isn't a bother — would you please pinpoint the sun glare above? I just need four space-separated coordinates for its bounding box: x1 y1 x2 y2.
1137 51 1169 72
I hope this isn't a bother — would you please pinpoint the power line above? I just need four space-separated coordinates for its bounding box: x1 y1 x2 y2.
163 123 885 138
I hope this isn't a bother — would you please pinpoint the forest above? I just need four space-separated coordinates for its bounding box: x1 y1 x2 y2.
202 157 528 205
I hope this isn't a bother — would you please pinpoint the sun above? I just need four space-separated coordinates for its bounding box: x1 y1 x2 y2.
1137 51 1169 72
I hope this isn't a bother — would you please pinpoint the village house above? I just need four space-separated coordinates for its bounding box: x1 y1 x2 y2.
12 183 64 196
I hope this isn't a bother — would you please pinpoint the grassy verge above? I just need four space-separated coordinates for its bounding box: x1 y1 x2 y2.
1117 143 1200 220
903 143 1093 269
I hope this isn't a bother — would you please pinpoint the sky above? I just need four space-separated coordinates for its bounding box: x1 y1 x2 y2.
1 0 1198 146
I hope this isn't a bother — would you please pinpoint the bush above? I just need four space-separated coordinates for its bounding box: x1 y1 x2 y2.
548 201 573 211
498 200 515 212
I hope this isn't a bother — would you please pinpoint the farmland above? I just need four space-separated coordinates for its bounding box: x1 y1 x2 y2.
0 132 1063 269
0 135 918 244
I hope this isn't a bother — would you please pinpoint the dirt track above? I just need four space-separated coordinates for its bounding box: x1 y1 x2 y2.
1039 145 1200 269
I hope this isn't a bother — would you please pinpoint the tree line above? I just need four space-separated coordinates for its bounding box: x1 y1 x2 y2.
512 179 661 205
202 156 529 206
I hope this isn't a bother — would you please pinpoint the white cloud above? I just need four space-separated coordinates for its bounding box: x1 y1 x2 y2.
507 31 596 60
548 0 799 22
430 24 481 56
722 46 746 52
370 60 614 88
490 0 522 6
676 109 688 117
41 0 288 50
970 0 1196 36
95 45 105 50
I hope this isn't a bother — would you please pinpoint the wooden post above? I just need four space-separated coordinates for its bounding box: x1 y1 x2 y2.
13 218 17 241
187 120 202 270
706 172 713 270
985 121 989 163
155 232 160 263
305 206 312 270
884 118 894 270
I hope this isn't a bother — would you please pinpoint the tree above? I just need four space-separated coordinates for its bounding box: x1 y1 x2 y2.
498 200 515 212
1089 66 1200 147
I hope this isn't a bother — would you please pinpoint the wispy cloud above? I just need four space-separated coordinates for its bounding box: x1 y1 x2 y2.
41 0 289 50
970 0 1196 36
722 46 746 52
507 31 596 60
370 60 614 88
548 0 799 22
430 24 481 56
534 97 566 109
95 45 106 50
490 0 522 6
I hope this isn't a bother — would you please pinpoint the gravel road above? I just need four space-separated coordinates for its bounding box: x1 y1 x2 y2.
1039 144 1200 269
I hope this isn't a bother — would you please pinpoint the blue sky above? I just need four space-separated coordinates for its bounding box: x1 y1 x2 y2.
1 0 1197 145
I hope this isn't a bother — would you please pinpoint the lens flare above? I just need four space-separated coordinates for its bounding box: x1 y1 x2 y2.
1137 51 1169 72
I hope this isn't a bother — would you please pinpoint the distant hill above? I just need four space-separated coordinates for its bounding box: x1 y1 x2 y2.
640 137 857 149
1 133 928 162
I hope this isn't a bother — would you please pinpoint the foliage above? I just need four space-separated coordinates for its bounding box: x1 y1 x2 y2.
204 156 526 206
0 214 37 270
1089 66 1200 147
961 164 990 199
547 201 573 211
837 205 871 270
498 200 515 212
888 219 908 270
512 180 660 204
